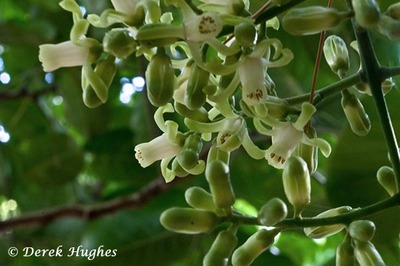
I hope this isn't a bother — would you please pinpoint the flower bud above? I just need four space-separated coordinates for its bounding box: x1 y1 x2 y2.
81 55 116 106
231 228 280 266
376 166 397 196
351 0 381 28
387 3 400 20
349 220 376 242
145 48 175 107
177 134 203 170
172 158 189 177
323 35 350 77
257 198 288 226
206 160 235 212
377 15 400 41
282 156 311 217
303 206 352 239
82 85 103 108
185 64 209 110
336 234 354 266
185 186 218 211
282 6 347 35
354 241 385 266
136 23 183 47
103 29 136 59
341 90 371 136
160 207 220 234
297 127 318 174
203 228 238 266
174 102 209 122
234 21 256 48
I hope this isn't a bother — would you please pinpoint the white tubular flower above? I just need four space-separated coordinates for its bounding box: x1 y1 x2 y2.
134 134 181 168
39 41 91 72
184 12 223 42
265 103 331 169
238 56 267 106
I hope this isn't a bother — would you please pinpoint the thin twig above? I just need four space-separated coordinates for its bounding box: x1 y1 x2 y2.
0 177 175 232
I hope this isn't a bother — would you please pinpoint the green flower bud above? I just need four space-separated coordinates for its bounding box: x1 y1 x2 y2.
103 29 136 59
264 96 290 120
174 102 209 122
257 198 288 226
145 48 175 107
282 6 348 36
203 228 238 266
185 64 209 110
336 234 355 266
82 85 103 108
303 206 352 239
351 0 381 28
185 186 217 211
136 23 183 46
387 3 400 20
177 134 203 170
349 220 376 242
377 15 400 41
354 241 385 266
234 21 256 48
376 166 397 196
341 90 371 136
206 160 235 212
296 127 318 174
172 158 189 177
81 55 116 106
231 228 280 266
160 207 220 234
282 156 311 217
323 35 350 77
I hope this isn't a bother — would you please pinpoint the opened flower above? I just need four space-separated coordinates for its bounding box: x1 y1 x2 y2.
134 134 181 168
39 41 101 72
262 103 331 169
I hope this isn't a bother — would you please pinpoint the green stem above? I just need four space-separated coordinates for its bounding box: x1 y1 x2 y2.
231 193 400 228
352 22 400 192
285 72 362 105
254 0 308 25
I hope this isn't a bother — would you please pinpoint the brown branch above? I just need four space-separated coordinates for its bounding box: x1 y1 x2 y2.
0 177 176 232
0 85 56 100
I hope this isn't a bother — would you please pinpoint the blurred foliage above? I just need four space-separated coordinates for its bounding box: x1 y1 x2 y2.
0 0 400 265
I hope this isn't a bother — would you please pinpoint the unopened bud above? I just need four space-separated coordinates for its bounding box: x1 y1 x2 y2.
203 228 238 266
160 207 220 234
376 166 397 196
303 206 352 238
258 198 288 226
354 241 385 266
341 90 371 136
185 64 209 110
336 234 354 266
234 21 256 48
282 156 311 217
232 229 280 266
387 3 400 20
349 220 376 242
351 0 381 28
323 35 350 77
282 6 348 35
177 134 203 170
377 15 400 41
103 29 136 59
